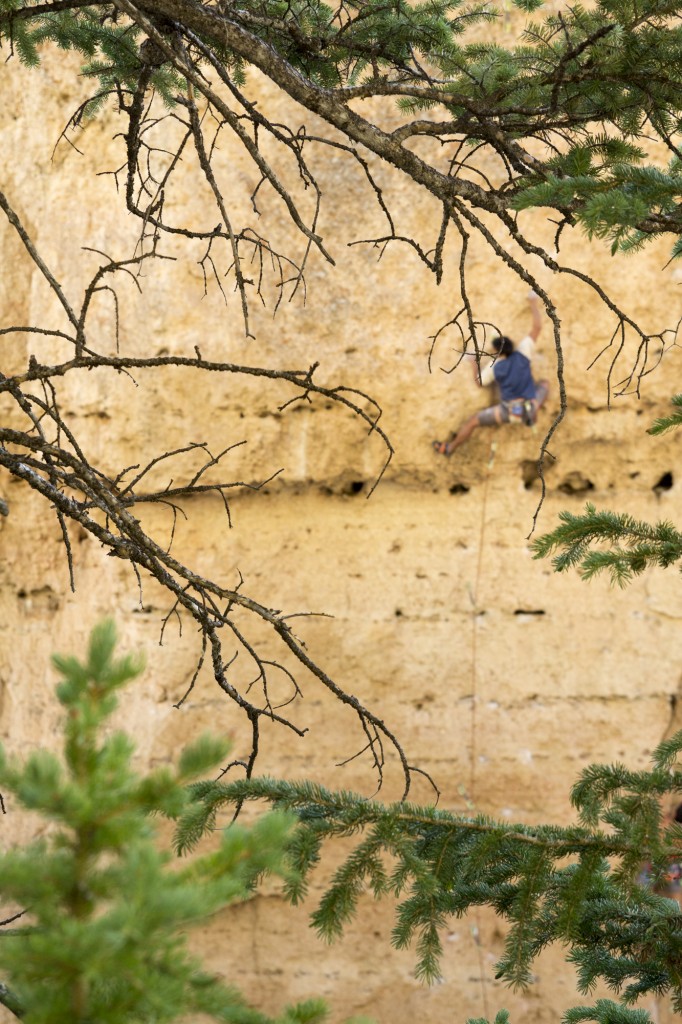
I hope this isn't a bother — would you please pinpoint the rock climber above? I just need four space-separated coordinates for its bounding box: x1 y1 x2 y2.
432 291 549 456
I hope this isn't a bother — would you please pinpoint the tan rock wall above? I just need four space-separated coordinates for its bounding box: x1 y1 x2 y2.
1 46 682 1024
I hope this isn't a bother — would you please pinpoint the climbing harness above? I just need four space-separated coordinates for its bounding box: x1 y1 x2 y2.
504 398 537 427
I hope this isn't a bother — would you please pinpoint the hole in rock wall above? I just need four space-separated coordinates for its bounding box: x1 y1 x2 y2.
558 472 594 495
654 471 673 493
521 458 556 490
16 585 59 612
514 609 546 616
346 480 365 495
449 482 470 495
520 460 540 489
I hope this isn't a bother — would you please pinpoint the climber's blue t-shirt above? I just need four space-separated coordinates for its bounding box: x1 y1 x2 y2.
493 351 536 401
480 336 537 401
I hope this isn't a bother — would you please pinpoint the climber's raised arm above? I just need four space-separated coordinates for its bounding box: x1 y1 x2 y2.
528 290 542 342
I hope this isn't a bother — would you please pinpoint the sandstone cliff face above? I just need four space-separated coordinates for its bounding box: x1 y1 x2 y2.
1 46 681 1024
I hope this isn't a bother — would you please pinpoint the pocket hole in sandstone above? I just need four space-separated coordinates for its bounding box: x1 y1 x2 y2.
558 472 594 495
514 609 545 615
521 460 540 489
449 483 470 494
654 471 673 493
347 480 365 495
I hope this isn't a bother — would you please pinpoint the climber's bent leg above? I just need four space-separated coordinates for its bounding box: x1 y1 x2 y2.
448 403 507 451
477 402 509 428
447 414 479 451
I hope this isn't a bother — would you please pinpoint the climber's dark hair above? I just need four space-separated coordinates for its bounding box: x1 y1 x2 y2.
492 335 514 357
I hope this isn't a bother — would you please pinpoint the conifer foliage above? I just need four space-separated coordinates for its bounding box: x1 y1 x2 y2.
0 621 327 1024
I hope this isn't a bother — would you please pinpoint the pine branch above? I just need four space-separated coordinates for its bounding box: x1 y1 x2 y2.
533 395 682 584
648 393 682 436
531 504 682 585
175 733 682 1003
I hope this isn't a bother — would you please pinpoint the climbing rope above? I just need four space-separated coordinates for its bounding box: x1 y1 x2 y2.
467 438 497 1020
468 439 497 802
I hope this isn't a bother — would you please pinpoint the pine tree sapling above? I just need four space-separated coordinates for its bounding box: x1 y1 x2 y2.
0 622 326 1024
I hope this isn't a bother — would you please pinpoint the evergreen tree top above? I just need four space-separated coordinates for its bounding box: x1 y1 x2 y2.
0 622 328 1024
